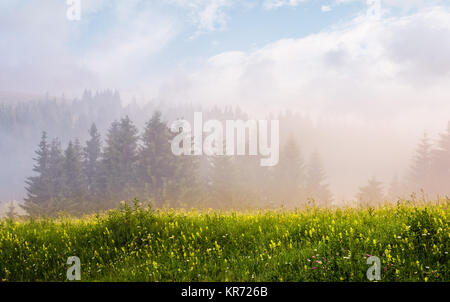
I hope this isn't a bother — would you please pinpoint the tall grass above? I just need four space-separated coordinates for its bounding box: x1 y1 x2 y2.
0 200 448 281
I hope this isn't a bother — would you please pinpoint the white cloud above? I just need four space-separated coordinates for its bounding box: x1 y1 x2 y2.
321 5 332 12
80 1 177 89
336 0 448 10
263 0 305 9
157 6 450 126
0 1 177 97
154 5 450 199
165 0 233 34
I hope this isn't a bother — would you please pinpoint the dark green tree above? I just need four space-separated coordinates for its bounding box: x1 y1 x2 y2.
62 140 88 213
47 138 65 200
22 132 51 216
101 116 139 205
138 112 179 206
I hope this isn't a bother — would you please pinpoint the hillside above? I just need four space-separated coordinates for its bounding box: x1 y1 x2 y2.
0 200 448 282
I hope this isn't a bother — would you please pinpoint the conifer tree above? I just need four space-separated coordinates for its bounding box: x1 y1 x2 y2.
272 136 305 207
6 201 17 219
233 152 267 208
358 177 384 207
207 153 237 209
388 174 404 200
169 145 199 208
84 123 102 197
22 132 51 216
63 140 87 212
431 122 450 195
102 116 139 205
138 111 177 206
139 112 200 207
47 138 65 199
409 133 432 194
305 150 332 207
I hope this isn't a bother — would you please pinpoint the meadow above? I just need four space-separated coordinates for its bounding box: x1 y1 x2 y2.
0 200 448 282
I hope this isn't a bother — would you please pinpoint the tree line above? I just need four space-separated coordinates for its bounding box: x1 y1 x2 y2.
22 112 333 216
357 122 450 206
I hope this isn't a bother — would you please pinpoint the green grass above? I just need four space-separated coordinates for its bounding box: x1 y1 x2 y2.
0 200 448 282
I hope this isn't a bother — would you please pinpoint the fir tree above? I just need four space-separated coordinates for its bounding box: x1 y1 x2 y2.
305 150 332 207
431 122 450 195
138 111 177 206
47 138 65 200
388 174 404 201
272 136 305 207
207 152 237 209
101 116 139 205
22 132 51 216
358 177 384 207
84 123 102 197
63 140 87 213
233 151 267 208
6 201 17 219
409 133 432 194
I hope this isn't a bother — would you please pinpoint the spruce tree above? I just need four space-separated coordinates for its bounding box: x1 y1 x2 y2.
305 150 332 207
47 138 65 200
169 144 199 208
409 133 432 194
138 111 176 206
22 132 51 216
431 122 450 195
101 116 139 205
233 151 267 208
63 140 87 213
207 153 237 209
388 174 404 201
137 111 200 207
6 201 17 219
272 136 305 207
358 177 384 207
84 123 102 197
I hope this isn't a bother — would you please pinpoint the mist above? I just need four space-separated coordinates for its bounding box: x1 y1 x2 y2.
1 0 449 214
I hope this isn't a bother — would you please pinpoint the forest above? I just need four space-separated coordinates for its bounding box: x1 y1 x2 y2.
0 91 447 217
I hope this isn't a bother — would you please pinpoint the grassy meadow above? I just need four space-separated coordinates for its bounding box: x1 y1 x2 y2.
0 200 448 282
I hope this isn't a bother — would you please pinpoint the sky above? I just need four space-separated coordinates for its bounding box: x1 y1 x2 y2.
2 1 450 111
1 0 450 200
2 0 449 128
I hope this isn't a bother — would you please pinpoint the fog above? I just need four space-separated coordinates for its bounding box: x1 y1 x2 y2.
0 1 449 213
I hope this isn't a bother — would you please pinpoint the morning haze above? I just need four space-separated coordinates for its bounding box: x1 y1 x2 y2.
1 0 449 215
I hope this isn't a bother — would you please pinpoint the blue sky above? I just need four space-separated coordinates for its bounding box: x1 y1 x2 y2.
65 0 392 76
1 0 450 123
149 1 364 66
66 0 367 77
